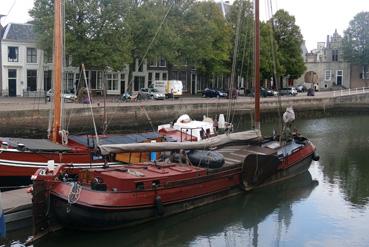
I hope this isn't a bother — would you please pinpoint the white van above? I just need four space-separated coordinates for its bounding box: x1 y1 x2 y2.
152 80 183 98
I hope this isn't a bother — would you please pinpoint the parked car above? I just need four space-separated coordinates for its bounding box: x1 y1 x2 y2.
245 87 270 97
279 87 298 96
138 88 151 100
265 88 279 96
148 88 165 100
202 88 228 98
46 89 77 102
296 84 307 92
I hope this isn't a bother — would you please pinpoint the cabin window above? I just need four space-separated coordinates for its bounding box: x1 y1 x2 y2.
136 182 144 191
8 46 18 62
27 48 37 63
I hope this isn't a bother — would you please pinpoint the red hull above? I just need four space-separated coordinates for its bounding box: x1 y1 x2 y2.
31 140 317 231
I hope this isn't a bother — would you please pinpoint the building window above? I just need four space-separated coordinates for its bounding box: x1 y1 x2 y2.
159 57 166 67
155 72 160 80
44 70 52 91
89 71 102 89
324 70 331 81
162 72 167 80
148 73 152 87
149 59 157 67
27 70 37 91
8 47 19 62
332 50 338 61
136 59 144 72
64 72 74 92
27 48 37 63
44 51 53 63
134 76 145 91
120 73 126 93
361 65 369 80
107 73 118 90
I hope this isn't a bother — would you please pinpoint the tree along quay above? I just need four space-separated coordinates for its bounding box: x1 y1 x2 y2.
0 93 369 137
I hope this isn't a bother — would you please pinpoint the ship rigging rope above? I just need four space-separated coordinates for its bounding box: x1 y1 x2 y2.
226 1 243 125
104 2 175 133
265 0 284 140
232 7 253 129
82 64 100 145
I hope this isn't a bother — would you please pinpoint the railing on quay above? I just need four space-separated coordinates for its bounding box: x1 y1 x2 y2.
333 87 369 97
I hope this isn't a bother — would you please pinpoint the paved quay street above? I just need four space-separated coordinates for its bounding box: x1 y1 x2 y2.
0 90 357 112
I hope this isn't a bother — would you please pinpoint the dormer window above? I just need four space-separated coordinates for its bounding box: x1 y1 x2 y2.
159 57 166 67
8 47 18 62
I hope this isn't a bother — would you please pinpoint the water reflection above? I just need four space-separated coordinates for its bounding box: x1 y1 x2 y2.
295 115 369 208
33 172 317 247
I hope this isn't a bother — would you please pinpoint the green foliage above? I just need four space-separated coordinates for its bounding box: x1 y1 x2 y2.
30 0 132 70
30 0 231 76
185 1 232 76
29 0 305 83
271 9 305 80
260 22 283 81
228 0 254 86
343 12 369 65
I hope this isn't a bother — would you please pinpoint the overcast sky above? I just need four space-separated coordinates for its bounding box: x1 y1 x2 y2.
0 0 368 51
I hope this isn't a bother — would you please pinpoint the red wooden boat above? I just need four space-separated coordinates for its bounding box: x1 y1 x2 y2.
31 134 318 231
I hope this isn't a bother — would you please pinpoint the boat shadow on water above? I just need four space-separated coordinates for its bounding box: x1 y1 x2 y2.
33 171 318 247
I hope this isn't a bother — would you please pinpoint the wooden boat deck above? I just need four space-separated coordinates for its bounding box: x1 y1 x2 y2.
2 188 32 231
217 145 277 166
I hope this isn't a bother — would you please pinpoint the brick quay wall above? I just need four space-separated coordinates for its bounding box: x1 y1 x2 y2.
0 92 368 137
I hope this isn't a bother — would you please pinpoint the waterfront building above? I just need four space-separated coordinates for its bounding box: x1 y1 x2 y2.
296 30 351 90
0 23 45 96
296 29 369 90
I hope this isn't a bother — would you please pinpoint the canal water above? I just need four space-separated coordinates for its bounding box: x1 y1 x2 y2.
3 113 369 246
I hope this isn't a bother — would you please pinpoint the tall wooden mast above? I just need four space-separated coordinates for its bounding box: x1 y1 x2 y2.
254 0 261 130
51 0 62 143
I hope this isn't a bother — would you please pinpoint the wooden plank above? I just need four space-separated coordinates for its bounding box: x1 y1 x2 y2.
2 188 31 213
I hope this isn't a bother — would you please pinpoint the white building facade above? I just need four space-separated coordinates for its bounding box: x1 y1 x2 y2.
0 23 45 96
0 23 203 97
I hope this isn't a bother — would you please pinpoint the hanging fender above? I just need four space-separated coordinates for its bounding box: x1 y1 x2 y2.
240 153 280 191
